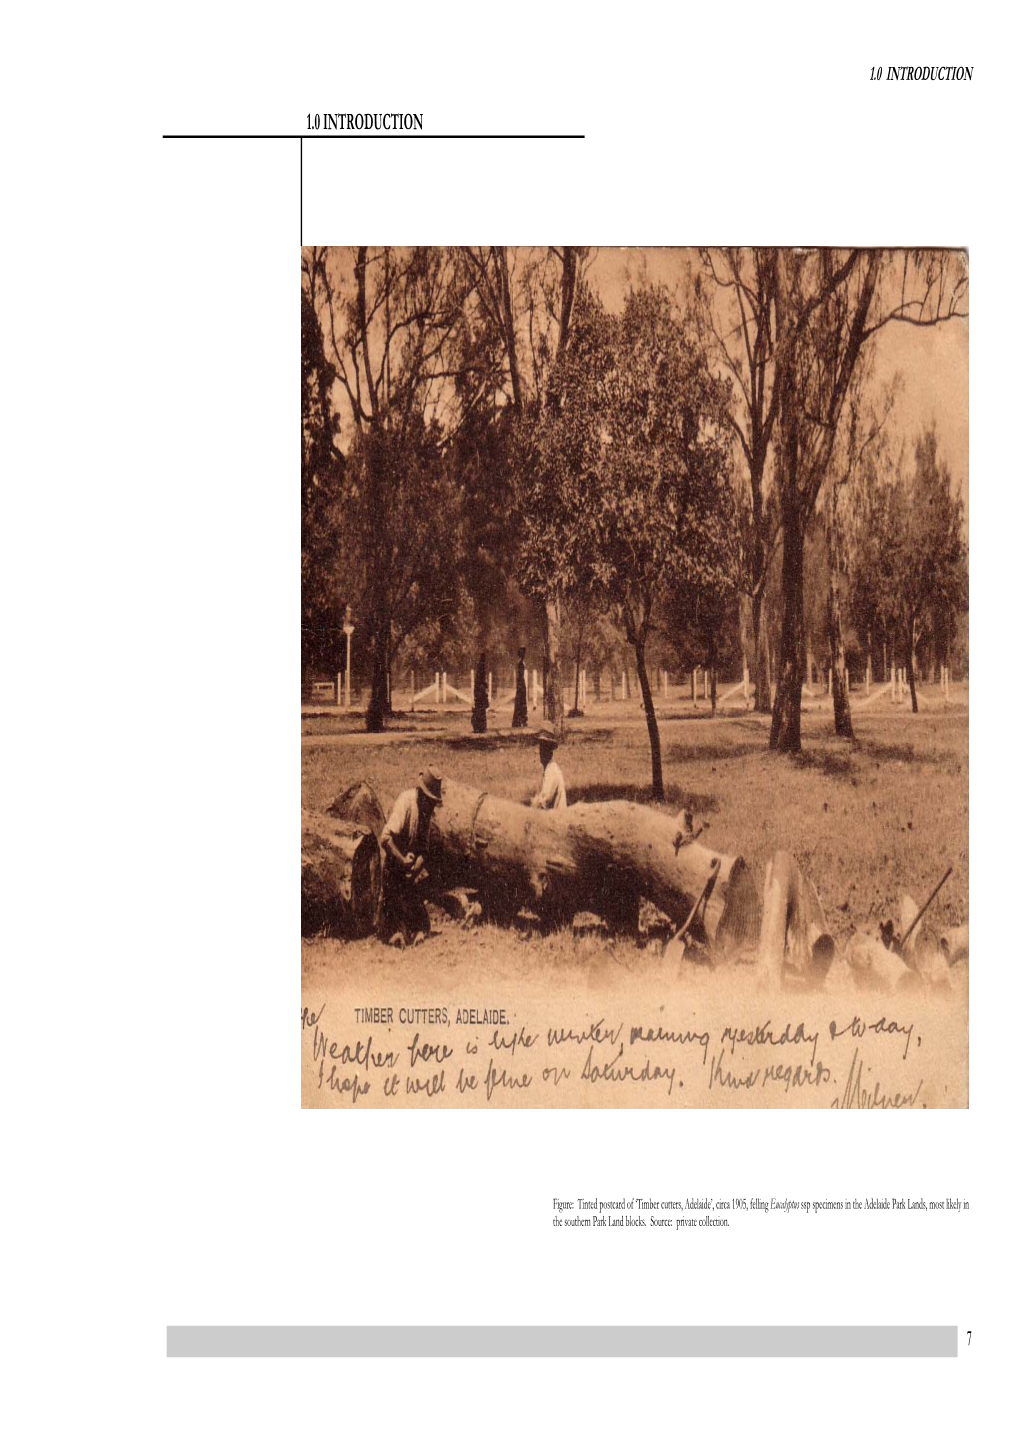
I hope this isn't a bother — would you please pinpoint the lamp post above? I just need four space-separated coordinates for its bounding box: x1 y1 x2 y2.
342 605 354 709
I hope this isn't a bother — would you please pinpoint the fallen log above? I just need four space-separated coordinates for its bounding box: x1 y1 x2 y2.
301 812 381 938
428 779 759 949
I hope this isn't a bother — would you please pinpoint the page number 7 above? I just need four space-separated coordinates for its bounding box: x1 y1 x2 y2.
967 1330 972 1346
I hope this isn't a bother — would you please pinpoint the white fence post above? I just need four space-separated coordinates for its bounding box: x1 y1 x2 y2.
411 671 416 712
488 671 493 704
663 669 669 701
442 671 448 703
435 671 440 704
336 672 342 707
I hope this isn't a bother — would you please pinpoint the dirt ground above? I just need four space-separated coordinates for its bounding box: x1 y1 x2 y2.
301 688 968 1108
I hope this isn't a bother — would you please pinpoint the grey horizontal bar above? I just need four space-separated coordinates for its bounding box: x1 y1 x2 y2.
167 1325 956 1358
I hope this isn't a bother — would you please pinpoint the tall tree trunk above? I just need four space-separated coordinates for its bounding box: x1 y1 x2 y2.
572 634 582 715
365 617 387 733
544 593 561 723
905 621 919 713
471 649 488 733
826 535 853 739
495 247 523 410
383 628 394 718
632 636 663 802
769 513 805 753
752 587 771 713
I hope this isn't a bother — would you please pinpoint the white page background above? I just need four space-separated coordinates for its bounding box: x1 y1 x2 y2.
4 3 1014 1438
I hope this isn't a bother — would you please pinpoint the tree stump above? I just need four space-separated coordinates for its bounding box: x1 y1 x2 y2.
301 812 381 937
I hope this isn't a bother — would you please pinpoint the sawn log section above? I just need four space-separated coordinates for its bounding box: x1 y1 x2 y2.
429 779 760 949
301 812 381 938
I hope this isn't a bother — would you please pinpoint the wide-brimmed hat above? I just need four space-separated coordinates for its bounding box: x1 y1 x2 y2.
534 727 558 748
417 766 443 803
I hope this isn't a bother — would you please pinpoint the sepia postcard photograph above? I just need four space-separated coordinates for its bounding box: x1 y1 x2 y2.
300 246 969 1108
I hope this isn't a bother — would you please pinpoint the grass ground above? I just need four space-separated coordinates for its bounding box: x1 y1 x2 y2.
302 686 968 959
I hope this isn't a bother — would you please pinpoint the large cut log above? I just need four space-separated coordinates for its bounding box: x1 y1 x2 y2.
757 850 833 988
301 812 381 938
428 779 759 949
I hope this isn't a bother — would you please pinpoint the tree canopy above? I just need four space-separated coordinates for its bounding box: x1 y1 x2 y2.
300 247 968 788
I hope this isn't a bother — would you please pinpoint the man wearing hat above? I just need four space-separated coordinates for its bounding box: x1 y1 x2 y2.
529 728 567 810
378 765 443 945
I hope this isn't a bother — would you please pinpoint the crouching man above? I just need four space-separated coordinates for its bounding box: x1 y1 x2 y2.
529 727 567 809
378 765 443 947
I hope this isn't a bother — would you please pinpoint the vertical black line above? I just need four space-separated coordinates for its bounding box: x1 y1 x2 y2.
300 137 303 246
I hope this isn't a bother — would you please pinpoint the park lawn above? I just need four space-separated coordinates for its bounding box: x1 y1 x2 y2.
301 693 968 959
